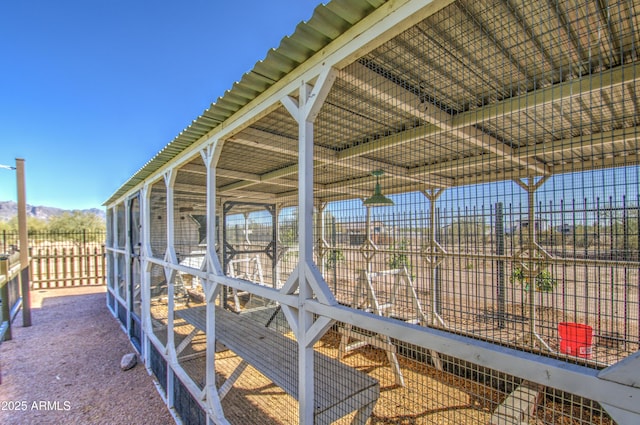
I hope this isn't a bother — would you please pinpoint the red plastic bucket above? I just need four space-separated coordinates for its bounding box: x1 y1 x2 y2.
558 322 593 358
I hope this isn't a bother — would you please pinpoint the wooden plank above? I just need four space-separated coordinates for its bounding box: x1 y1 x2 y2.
62 248 68 283
79 247 85 286
176 306 380 423
93 247 100 285
45 248 51 288
489 381 543 425
341 327 396 352
100 245 106 284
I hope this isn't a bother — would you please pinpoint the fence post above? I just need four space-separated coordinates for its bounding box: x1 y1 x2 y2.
332 217 337 293
101 245 106 285
0 256 11 341
53 247 60 288
83 230 89 282
62 247 68 286
79 246 85 286
93 246 99 285
495 202 505 329
45 248 51 288
16 158 31 327
35 248 40 290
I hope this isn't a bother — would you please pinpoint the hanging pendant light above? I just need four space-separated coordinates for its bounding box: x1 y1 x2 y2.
363 170 394 207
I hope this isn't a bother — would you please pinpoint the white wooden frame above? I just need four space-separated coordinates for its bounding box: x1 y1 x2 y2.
103 1 640 423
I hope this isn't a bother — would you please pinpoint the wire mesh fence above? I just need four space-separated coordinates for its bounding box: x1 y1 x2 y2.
108 0 640 423
311 199 639 368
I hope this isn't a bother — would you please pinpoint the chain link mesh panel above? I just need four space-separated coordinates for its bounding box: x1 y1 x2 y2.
113 1 640 423
149 179 168 259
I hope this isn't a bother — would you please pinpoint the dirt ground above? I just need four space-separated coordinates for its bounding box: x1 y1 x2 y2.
0 286 173 425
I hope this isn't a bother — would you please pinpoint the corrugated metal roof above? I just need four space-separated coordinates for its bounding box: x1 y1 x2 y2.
105 0 386 205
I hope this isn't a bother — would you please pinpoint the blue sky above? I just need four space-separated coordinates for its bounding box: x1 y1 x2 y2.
0 0 321 210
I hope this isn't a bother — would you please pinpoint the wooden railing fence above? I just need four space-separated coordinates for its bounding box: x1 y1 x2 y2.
1 230 106 289
1 253 22 341
29 245 106 289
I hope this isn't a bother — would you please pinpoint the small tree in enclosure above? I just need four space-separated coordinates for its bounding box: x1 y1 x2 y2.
388 239 414 277
511 265 557 293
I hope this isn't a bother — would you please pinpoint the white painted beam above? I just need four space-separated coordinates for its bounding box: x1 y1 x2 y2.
305 300 640 418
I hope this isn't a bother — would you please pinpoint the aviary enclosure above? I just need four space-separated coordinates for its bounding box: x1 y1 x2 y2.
105 1 640 424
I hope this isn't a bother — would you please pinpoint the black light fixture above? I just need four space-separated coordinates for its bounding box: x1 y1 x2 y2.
363 170 394 207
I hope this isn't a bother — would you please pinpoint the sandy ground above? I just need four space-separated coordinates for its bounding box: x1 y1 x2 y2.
0 286 174 425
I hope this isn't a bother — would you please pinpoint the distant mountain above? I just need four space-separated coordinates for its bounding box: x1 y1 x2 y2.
0 201 105 222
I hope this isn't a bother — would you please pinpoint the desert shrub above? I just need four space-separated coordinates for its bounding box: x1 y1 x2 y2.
511 265 557 292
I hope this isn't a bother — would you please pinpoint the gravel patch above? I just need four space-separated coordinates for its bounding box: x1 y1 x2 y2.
0 286 174 425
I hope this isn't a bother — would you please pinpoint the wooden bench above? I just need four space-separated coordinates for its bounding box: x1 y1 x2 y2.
489 381 544 425
176 306 380 424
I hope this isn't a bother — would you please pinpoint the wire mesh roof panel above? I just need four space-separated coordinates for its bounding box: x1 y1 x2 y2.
107 0 640 208
105 0 384 205
217 141 295 176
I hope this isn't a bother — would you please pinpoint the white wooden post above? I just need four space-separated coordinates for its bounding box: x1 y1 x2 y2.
140 185 151 366
365 206 373 275
317 202 327 277
165 169 178 267
202 142 228 424
281 68 338 424
164 169 177 409
274 203 281 288
421 188 446 327
124 196 132 333
299 84 316 424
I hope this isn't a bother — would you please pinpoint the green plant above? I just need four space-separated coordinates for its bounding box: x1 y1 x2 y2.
325 249 345 269
388 239 414 278
511 265 557 292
